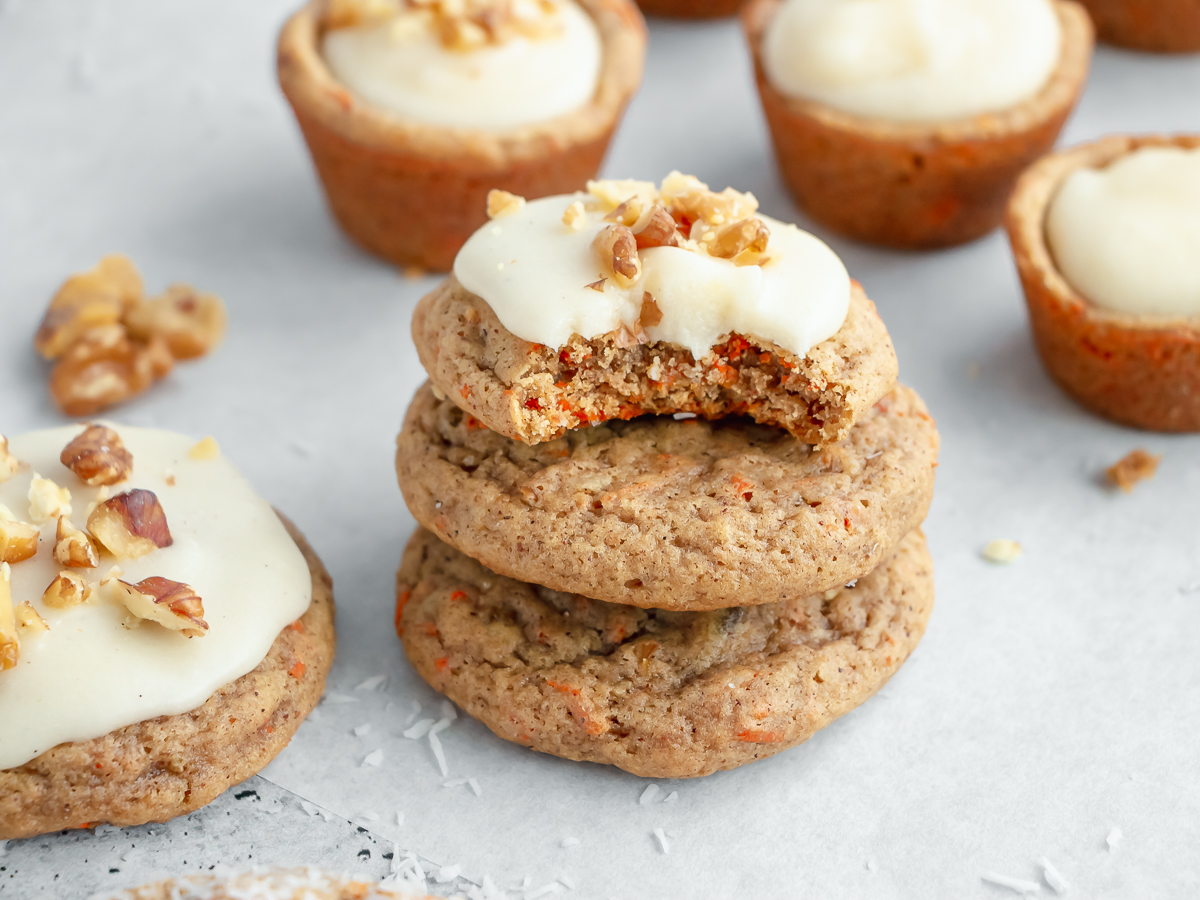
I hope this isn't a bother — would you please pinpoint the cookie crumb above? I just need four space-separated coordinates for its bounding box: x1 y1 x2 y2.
982 539 1022 565
1105 449 1161 492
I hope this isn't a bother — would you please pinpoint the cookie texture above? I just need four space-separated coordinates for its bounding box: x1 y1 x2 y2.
397 381 938 610
1006 133 1200 432
0 516 336 841
744 0 1093 248
1076 0 1200 52
636 0 743 17
413 277 897 445
102 868 430 900
397 527 933 778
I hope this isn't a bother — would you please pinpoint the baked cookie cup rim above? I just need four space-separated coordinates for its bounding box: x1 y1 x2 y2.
741 0 1093 145
1006 132 1200 335
0 511 336 841
276 0 647 167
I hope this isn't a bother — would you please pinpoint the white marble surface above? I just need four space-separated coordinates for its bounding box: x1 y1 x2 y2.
1 2 1199 898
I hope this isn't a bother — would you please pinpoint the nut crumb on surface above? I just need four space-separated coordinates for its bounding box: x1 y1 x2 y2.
982 539 1021 565
27 476 71 524
0 507 40 565
0 563 18 670
188 436 221 460
43 571 94 609
1105 449 1161 492
0 437 24 484
486 189 526 220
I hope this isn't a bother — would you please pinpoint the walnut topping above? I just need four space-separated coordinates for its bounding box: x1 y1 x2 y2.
60 425 133 487
123 284 228 361
321 0 400 28
49 325 174 417
15 602 48 635
633 205 681 250
106 576 208 637
705 217 771 261
593 225 641 287
34 255 143 361
638 292 663 328
0 436 24 485
28 476 72 524
0 506 40 565
188 436 220 460
585 277 607 292
322 0 563 51
562 201 585 230
0 563 18 670
1106 449 1161 492
486 189 526 220
43 571 94 609
87 489 173 560
55 517 99 568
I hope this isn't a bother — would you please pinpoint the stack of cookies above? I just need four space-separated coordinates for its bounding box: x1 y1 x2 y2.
393 175 940 778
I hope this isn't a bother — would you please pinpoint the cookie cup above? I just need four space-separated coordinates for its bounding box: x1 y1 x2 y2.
1006 134 1200 432
0 516 336 841
742 0 1093 249
636 0 742 19
1075 0 1200 52
277 0 647 271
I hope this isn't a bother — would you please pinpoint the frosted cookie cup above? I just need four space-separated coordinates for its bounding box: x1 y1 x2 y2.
277 0 646 271
0 426 335 839
1006 134 1200 431
1075 0 1200 52
742 0 1093 249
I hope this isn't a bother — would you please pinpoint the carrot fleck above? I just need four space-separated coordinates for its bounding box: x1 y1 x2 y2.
435 657 450 673
286 620 305 634
394 588 411 635
525 398 542 410
450 590 469 602
459 385 471 399
737 729 784 743
288 661 306 678
422 622 439 638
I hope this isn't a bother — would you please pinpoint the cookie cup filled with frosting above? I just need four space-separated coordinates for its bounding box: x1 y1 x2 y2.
1075 0 1200 53
277 0 646 271
1006 134 1200 432
0 426 335 840
742 0 1093 249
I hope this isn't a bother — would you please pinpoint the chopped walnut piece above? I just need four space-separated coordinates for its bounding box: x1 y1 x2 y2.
15 602 48 635
660 171 759 226
982 539 1022 565
586 179 657 213
0 436 24 485
486 189 526 220
585 277 607 292
1106 449 1162 492
0 507 40 565
321 0 401 28
0 563 17 670
106 576 208 637
562 201 586 230
34 255 144 360
706 217 771 261
49 325 174 417
633 205 681 249
123 284 228 360
55 517 99 568
87 489 173 560
638 292 663 329
60 424 134 487
188 436 220 460
28 475 71 524
43 570 94 609
593 225 640 288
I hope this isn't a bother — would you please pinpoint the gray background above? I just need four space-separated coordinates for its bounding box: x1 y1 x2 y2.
1 1 1198 897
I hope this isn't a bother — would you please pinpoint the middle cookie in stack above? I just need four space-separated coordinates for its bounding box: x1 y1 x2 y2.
394 174 939 778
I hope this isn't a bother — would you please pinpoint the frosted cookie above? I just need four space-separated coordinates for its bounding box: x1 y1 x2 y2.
413 175 897 445
0 426 335 840
1075 0 1200 52
1006 134 1200 431
743 0 1093 248
277 0 646 271
396 381 938 610
100 868 430 900
396 526 933 778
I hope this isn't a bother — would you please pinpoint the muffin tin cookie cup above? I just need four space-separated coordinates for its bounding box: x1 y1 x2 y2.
277 0 647 271
742 0 1093 250
1006 134 1200 432
1076 0 1200 52
0 516 336 841
636 0 743 19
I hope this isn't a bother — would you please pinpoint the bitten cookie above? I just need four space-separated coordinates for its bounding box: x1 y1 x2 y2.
0 516 335 841
396 526 933 778
414 276 897 447
396 381 938 610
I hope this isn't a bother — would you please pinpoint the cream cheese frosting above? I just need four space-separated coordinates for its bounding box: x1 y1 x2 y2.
454 181 851 359
321 0 602 130
0 426 312 770
761 0 1062 122
1046 146 1200 318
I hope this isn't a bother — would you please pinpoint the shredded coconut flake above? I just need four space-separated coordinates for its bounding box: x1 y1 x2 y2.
1106 827 1123 851
561 837 580 848
639 784 661 805
526 883 562 899
355 674 388 691
559 875 576 890
353 723 372 736
434 864 463 883
361 811 379 821
397 811 405 825
444 778 469 787
1041 857 1069 894
468 777 482 797
429 718 452 776
981 872 1041 894
653 828 670 854
362 749 384 767
663 791 678 803
404 718 436 739
322 692 359 704
404 700 423 726
300 800 320 817
441 699 459 720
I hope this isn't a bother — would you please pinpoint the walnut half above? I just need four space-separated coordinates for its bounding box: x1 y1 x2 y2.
593 224 641 288
107 576 208 637
0 507 40 565
49 325 174 417
60 424 133 487
123 284 228 361
87 489 173 560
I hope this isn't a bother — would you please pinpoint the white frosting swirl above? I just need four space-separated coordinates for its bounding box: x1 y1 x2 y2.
453 193 851 359
1047 146 1200 318
0 426 312 770
322 0 602 130
762 0 1062 122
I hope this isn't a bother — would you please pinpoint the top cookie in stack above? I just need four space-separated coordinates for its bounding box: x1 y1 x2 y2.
394 174 939 776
